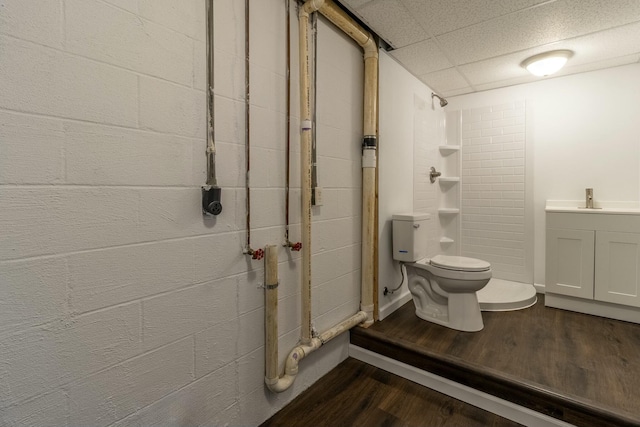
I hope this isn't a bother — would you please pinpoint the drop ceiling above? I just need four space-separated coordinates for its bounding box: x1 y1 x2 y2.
337 0 640 97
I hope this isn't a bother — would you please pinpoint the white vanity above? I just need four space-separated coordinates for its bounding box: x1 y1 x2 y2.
545 201 640 324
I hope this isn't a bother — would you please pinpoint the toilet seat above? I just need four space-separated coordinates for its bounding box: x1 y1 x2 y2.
430 255 490 272
413 256 492 281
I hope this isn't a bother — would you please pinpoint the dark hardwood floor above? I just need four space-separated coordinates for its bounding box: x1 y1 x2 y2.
260 358 523 427
351 295 640 427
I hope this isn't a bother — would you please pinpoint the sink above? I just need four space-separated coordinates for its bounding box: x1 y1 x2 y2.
546 200 640 215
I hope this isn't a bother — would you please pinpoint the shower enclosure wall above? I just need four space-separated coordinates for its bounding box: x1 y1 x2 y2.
425 101 534 285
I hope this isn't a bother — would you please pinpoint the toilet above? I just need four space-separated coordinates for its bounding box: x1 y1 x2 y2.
392 213 492 332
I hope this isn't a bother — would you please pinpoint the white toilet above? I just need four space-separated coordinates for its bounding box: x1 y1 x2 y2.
392 213 492 332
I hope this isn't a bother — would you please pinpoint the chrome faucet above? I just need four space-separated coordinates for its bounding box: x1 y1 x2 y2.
586 188 594 209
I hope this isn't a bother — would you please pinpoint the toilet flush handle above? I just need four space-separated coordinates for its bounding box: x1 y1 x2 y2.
413 224 420 228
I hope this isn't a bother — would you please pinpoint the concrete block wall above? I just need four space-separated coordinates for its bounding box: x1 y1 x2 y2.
0 1 363 425
460 102 528 282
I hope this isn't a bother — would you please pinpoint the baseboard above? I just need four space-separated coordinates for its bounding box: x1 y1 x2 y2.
348 344 572 427
545 293 640 324
378 290 412 320
534 283 546 294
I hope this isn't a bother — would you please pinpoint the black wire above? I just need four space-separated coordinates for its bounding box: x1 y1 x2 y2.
384 262 405 295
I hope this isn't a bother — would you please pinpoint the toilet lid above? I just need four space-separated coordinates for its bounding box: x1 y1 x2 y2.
430 255 490 272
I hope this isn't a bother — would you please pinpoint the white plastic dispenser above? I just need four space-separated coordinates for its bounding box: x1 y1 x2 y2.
392 213 431 262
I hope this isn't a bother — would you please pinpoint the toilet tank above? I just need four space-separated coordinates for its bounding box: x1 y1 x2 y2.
392 213 431 262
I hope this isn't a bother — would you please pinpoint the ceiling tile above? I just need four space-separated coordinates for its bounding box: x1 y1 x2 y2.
437 0 640 65
419 68 469 94
340 0 375 9
457 55 530 86
400 0 549 36
356 0 429 48
553 53 640 78
458 21 640 86
389 39 452 75
336 0 640 95
473 76 539 92
441 86 476 97
472 55 640 92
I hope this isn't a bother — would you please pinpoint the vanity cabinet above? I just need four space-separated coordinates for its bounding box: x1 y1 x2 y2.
545 209 640 323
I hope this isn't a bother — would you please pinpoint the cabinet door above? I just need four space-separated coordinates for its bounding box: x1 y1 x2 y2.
546 228 595 299
595 231 640 307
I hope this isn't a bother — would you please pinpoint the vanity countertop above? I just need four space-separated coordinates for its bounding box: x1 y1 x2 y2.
546 200 640 215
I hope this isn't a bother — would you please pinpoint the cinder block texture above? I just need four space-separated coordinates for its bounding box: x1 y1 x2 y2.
0 0 367 425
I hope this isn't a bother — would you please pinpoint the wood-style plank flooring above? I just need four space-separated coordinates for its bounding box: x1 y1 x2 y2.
351 295 640 426
260 358 523 427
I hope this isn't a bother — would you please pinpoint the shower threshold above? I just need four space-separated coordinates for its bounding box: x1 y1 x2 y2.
478 278 537 312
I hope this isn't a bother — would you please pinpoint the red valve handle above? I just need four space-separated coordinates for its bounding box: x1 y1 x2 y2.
286 241 302 251
252 248 264 260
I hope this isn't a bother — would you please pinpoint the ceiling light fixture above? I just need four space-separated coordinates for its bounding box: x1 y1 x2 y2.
521 50 573 77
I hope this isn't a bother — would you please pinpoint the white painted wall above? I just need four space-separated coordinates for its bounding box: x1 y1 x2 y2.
378 53 441 318
447 64 640 285
0 1 364 425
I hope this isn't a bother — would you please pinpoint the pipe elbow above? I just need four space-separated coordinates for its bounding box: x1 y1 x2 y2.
301 0 325 17
265 339 323 393
265 375 295 393
302 0 325 14
362 38 378 59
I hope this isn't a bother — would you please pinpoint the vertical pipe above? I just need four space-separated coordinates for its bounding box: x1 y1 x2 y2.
284 0 292 243
299 7 313 344
360 52 378 326
244 0 252 248
264 245 279 384
205 0 216 187
311 14 319 197
201 0 223 217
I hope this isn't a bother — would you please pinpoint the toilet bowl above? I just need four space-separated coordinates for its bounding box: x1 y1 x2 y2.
392 213 492 332
405 255 491 332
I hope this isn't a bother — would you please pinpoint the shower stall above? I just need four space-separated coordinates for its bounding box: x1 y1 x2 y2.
418 100 537 310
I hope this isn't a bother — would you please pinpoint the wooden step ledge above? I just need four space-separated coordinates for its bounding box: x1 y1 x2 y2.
351 327 640 427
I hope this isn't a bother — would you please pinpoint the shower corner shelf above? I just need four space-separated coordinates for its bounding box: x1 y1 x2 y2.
438 208 460 215
438 177 460 183
439 145 461 154
440 237 455 244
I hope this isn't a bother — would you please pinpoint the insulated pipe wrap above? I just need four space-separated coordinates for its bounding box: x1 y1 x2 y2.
298 8 313 345
264 245 279 384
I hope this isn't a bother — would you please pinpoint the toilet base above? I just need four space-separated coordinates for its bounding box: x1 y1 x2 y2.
414 292 484 332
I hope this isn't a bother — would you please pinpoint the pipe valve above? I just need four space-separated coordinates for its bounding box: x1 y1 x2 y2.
246 248 264 260
285 241 302 251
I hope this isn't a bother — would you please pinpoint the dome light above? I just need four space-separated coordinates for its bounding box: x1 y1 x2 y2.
521 50 573 77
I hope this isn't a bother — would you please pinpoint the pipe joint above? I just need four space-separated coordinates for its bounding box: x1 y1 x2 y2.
302 0 325 14
363 47 378 60
362 135 377 150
